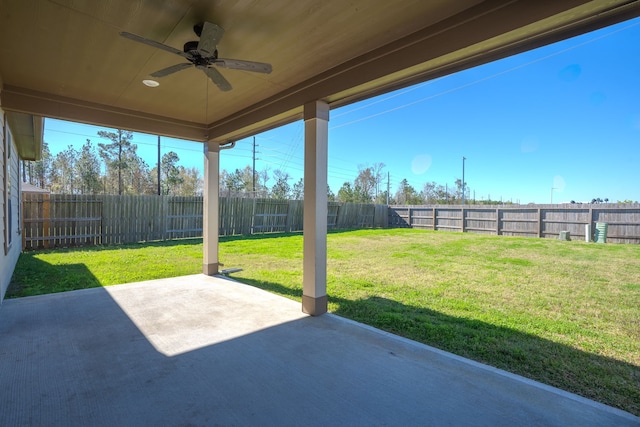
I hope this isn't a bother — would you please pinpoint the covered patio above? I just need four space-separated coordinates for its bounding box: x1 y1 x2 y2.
1 275 637 426
3 0 640 315
2 1 640 424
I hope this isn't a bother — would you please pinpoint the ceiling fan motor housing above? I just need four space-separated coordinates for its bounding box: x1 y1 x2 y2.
184 40 218 59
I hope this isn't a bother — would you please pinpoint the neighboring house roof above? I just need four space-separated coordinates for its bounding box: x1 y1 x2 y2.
21 182 50 194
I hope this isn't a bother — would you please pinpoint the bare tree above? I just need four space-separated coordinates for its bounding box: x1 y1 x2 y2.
271 169 291 199
371 162 386 199
50 145 78 194
354 165 376 202
292 178 304 200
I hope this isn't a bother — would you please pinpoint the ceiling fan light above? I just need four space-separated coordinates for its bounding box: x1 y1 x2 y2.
142 79 160 87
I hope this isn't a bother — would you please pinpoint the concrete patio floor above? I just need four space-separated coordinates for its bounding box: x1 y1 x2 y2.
0 275 637 426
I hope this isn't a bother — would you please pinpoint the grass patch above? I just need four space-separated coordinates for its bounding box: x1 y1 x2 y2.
7 229 640 415
7 239 203 297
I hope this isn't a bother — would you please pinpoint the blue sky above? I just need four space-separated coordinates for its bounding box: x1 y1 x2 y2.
44 17 640 203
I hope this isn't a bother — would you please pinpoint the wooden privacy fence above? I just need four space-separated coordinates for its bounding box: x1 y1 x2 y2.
388 204 640 244
21 193 387 250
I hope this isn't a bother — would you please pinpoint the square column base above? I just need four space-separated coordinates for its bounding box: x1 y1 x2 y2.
302 295 328 316
203 263 220 276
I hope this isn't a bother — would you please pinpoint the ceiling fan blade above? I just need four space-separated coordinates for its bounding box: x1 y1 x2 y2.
199 66 232 91
120 31 191 59
214 58 272 74
197 22 224 57
150 63 193 78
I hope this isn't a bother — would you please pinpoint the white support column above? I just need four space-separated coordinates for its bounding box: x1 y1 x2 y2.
203 141 220 275
302 101 329 316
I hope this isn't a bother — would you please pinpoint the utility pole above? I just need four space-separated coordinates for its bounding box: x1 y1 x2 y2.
462 156 466 205
386 171 390 205
252 136 256 197
157 135 161 196
117 129 123 195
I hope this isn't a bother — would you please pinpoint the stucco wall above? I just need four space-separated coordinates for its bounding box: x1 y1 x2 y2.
0 107 22 302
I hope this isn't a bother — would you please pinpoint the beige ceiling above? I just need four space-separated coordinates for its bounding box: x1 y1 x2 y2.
1 0 640 152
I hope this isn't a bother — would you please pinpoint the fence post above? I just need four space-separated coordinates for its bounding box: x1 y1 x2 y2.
161 196 168 241
251 198 257 235
495 208 500 236
537 208 543 238
461 207 465 232
43 193 50 249
285 201 292 233
385 206 390 228
407 207 412 227
21 194 26 250
432 207 436 230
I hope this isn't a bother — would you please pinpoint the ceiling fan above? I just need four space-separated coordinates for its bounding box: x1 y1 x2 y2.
120 22 272 92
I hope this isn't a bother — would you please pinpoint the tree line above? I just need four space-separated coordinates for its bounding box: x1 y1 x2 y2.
23 130 202 196
220 162 502 206
30 131 631 205
23 130 503 205
334 163 490 205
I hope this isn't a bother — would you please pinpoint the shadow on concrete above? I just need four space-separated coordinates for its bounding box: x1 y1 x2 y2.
237 276 640 416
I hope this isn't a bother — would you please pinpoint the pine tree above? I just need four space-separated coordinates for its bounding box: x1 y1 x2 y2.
98 129 135 195
76 139 102 194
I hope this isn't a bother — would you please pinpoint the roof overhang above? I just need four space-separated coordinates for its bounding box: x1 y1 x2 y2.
205 0 640 143
4 110 44 161
0 0 638 148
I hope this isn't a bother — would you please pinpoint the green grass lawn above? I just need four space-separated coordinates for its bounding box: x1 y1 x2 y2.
7 229 640 415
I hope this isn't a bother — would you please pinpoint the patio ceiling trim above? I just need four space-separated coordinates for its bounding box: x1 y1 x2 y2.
1 85 209 142
206 0 640 143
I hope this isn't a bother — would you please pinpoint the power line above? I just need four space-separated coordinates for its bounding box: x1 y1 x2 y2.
329 20 639 131
45 128 206 153
332 80 437 119
252 136 257 195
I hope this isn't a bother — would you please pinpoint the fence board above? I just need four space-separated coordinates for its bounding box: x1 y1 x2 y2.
22 194 102 249
388 204 640 243
23 195 386 249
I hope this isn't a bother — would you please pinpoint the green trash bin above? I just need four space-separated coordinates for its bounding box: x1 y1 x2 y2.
594 222 608 243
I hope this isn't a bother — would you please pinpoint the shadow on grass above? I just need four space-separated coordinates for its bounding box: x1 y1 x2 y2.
219 228 366 243
237 275 640 416
20 229 364 255
21 237 206 255
7 256 100 298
